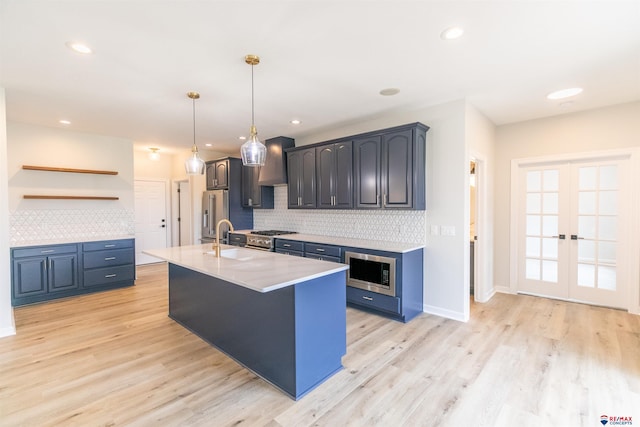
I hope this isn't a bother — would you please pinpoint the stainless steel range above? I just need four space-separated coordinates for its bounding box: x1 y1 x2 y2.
246 230 297 251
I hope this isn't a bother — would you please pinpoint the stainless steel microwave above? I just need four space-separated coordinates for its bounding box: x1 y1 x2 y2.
345 251 396 297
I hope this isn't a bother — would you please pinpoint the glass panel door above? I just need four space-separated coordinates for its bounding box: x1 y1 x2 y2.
569 161 627 308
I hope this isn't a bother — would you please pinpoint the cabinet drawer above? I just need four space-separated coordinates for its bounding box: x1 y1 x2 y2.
275 248 304 257
84 248 134 269
305 243 341 258
275 239 304 252
83 239 134 252
13 244 78 258
304 253 341 263
347 286 400 315
228 233 247 246
83 265 135 287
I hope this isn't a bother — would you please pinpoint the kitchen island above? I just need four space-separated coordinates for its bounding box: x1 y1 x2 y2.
144 244 349 400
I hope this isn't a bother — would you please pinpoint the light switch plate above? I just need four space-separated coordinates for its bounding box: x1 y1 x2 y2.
441 226 456 236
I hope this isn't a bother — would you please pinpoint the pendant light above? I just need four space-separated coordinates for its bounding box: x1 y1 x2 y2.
184 91 206 175
241 54 267 167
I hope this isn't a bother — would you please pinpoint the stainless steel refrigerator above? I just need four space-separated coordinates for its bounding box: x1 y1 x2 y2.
201 190 229 243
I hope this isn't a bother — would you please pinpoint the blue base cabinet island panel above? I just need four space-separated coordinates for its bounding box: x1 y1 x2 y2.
168 264 347 400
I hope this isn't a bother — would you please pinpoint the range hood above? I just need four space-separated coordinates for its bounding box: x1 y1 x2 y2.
258 136 295 186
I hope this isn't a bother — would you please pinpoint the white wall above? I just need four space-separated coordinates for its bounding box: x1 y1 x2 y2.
257 99 471 321
7 122 135 246
466 104 496 304
0 89 15 337
494 102 640 291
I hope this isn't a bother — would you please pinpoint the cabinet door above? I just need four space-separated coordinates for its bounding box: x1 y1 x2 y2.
334 141 353 208
206 162 216 190
287 151 302 208
300 148 316 208
214 160 229 189
12 257 47 298
48 254 79 292
316 145 335 208
382 129 413 208
242 165 259 207
354 136 381 208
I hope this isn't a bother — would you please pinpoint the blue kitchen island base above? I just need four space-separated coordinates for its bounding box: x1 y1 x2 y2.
168 263 347 400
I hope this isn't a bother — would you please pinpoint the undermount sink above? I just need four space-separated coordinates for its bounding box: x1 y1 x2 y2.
205 248 255 261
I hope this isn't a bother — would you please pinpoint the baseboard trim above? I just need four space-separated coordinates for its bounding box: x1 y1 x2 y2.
0 326 16 338
475 287 496 303
494 285 514 294
423 304 468 322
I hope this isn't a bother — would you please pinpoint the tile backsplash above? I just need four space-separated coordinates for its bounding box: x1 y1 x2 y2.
10 209 135 246
254 187 426 244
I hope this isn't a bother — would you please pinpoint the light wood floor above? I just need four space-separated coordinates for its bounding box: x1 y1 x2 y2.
1 263 639 426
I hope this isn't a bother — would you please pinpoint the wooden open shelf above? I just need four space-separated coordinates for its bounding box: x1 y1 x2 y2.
23 195 119 200
22 165 118 175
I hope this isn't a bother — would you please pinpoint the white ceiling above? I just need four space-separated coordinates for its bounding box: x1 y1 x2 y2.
1 1 639 155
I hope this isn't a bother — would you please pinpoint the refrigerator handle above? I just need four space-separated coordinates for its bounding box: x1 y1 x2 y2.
203 210 208 228
210 195 216 235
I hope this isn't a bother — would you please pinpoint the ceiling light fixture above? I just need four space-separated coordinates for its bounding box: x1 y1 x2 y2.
149 148 160 161
184 91 206 175
205 143 212 147
379 88 400 96
547 87 583 100
290 119 301 125
59 119 71 125
440 27 464 40
240 54 267 167
65 41 93 54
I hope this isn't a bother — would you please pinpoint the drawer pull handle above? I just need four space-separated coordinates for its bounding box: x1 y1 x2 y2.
363 296 373 301
105 244 116 248
40 250 55 254
105 274 117 278
104 257 116 261
316 248 325 252
283 244 291 247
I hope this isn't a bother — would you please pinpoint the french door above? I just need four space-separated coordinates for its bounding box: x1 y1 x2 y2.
517 157 629 308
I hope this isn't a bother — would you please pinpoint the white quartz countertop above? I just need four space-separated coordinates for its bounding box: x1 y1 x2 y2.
144 244 349 293
271 233 424 253
12 235 135 248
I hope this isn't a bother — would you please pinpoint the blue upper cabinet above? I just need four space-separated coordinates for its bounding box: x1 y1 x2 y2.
316 140 353 209
355 124 427 210
288 122 428 211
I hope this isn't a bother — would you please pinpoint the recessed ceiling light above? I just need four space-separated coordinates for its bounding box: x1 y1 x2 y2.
440 27 464 40
239 136 247 141
65 41 93 54
547 87 583 100
59 119 71 125
290 119 301 125
379 88 400 96
205 143 212 147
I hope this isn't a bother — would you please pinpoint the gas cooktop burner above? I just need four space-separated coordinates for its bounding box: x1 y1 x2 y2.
250 230 297 236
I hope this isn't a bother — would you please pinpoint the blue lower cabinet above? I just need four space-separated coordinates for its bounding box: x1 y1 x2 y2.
168 264 346 400
346 286 400 314
11 238 135 306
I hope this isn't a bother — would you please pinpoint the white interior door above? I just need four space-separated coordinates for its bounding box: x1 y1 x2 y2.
135 180 168 265
517 157 629 309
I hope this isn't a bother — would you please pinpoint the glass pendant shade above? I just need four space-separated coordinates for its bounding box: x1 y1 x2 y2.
242 54 267 167
184 91 205 175
241 126 266 167
185 145 205 175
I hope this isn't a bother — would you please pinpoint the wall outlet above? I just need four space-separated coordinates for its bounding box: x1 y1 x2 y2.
430 225 440 236
441 225 456 236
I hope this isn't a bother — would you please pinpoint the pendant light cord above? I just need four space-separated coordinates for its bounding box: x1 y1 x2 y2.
251 63 255 128
192 97 196 147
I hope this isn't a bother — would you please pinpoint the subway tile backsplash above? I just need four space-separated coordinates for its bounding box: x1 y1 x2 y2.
10 209 135 246
254 187 426 244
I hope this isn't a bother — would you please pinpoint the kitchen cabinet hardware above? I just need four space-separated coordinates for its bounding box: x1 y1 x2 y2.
571 235 584 240
105 244 116 248
363 296 373 301
40 250 55 254
104 257 116 261
22 165 118 175
105 274 117 278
